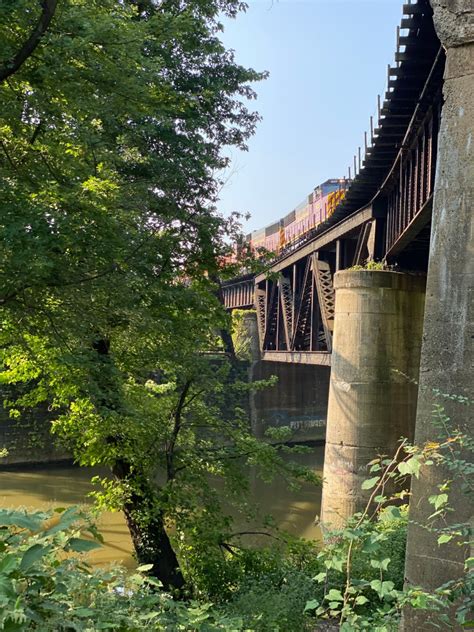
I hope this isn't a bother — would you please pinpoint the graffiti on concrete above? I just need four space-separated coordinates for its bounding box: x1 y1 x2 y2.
264 411 326 439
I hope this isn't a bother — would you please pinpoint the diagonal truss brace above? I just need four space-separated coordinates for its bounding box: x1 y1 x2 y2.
291 257 313 350
278 275 293 349
312 255 335 352
255 287 267 349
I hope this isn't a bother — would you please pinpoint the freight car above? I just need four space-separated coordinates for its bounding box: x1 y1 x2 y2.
245 178 348 256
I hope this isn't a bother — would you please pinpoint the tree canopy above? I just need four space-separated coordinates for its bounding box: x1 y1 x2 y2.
0 0 286 589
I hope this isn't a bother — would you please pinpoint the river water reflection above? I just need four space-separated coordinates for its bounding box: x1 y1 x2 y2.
0 445 324 568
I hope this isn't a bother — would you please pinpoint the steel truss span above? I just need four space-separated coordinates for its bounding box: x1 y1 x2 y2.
222 0 443 363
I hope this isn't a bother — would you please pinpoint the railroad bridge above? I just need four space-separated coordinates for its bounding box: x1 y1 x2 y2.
222 0 474 612
223 0 443 365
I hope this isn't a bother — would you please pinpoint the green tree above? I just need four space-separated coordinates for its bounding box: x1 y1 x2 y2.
0 0 296 591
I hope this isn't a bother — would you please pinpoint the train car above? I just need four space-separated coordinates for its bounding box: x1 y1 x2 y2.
282 209 296 244
264 221 281 252
309 179 346 227
246 177 349 256
248 227 266 252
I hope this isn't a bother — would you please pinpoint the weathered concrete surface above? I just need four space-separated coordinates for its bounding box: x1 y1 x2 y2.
252 360 330 442
0 407 68 465
320 270 426 528
234 311 330 442
232 310 260 362
402 3 474 628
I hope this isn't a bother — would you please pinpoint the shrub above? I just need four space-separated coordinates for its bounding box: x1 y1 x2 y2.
306 400 473 630
0 507 242 631
227 568 316 631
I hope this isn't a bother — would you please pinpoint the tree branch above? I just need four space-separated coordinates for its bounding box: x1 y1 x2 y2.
166 380 192 481
0 0 58 83
0 141 17 171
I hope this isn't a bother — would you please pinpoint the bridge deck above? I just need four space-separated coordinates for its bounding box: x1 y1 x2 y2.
222 0 444 364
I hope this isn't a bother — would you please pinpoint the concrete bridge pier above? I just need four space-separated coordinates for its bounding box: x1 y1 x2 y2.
232 310 263 437
402 3 474 628
320 270 426 528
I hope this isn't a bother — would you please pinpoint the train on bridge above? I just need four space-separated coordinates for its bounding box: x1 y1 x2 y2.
243 178 349 256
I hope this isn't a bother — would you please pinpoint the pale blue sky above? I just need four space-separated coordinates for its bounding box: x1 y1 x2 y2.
218 0 403 233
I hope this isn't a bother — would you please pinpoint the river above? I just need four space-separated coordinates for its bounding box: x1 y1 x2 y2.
0 446 324 567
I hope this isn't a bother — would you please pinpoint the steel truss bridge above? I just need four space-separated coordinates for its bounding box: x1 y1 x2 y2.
222 0 444 365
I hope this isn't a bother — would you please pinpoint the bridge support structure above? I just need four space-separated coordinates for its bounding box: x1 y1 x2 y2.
232 310 331 441
320 270 426 528
402 3 474 628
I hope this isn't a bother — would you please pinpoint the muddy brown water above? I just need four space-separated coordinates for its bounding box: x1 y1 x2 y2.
0 446 324 567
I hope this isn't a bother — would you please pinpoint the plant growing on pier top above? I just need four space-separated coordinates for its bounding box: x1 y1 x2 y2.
0 0 312 591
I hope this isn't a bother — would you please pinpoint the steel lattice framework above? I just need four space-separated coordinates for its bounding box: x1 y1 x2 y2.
221 0 444 365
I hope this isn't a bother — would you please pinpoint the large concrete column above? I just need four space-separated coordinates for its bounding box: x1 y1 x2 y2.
230 310 262 436
402 3 474 628
231 309 260 362
320 270 426 528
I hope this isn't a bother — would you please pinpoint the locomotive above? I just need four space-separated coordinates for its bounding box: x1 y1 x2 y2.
244 178 349 256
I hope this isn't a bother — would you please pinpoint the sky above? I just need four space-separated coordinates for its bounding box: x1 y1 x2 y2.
217 0 403 233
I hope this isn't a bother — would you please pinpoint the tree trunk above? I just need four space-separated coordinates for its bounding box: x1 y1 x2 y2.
91 337 184 591
112 459 185 591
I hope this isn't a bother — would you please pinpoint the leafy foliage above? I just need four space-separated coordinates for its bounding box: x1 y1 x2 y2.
0 0 321 591
0 506 245 631
231 309 257 361
222 538 321 631
0 506 326 632
306 396 473 631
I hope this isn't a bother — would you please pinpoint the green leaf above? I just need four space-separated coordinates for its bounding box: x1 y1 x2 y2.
0 554 17 574
326 588 343 602
0 509 45 531
429 493 448 511
44 507 81 536
370 580 395 599
0 576 15 597
324 558 344 572
355 595 369 605
370 557 391 570
380 558 391 571
66 538 102 553
304 599 320 612
382 505 402 521
313 572 326 583
398 456 422 478
136 563 154 572
361 476 380 490
20 544 51 570
437 534 453 545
